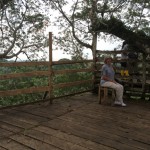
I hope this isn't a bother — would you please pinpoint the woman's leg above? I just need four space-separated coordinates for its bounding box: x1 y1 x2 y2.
101 82 126 106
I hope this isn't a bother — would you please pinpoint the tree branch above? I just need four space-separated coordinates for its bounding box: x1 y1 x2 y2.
53 0 92 49
94 17 150 53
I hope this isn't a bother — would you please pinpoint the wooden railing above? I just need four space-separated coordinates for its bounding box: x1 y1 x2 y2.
0 32 95 107
1 32 149 108
48 59 95 103
0 61 50 97
0 59 95 107
95 49 150 100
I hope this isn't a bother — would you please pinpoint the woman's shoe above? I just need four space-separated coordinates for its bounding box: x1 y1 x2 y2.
114 101 121 105
121 102 127 107
114 101 127 107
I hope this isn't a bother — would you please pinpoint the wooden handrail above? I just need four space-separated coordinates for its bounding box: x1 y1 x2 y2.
0 61 49 67
53 79 94 88
52 59 93 65
0 86 49 97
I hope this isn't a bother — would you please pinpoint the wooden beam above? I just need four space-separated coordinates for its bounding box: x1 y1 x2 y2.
0 86 49 97
0 71 50 80
53 79 94 88
49 32 53 103
0 61 49 67
54 68 94 74
52 59 93 65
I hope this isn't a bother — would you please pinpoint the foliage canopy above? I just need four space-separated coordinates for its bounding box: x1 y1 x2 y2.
1 0 150 60
47 0 150 58
0 0 50 61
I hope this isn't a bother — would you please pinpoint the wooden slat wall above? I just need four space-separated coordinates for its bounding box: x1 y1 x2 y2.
95 49 150 99
0 60 94 97
0 32 94 105
0 28 94 100
1 48 149 100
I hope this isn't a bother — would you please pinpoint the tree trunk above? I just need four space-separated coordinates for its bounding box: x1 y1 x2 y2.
94 17 150 54
92 32 98 94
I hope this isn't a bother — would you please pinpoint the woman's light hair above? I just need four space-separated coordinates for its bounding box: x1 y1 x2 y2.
104 57 112 64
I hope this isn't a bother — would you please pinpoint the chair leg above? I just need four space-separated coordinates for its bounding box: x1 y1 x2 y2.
98 86 115 106
98 85 101 104
104 88 107 102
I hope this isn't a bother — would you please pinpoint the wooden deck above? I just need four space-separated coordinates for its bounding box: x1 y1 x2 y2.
0 93 150 150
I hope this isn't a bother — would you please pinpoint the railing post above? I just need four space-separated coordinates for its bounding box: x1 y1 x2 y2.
49 32 53 104
142 53 146 93
92 32 97 93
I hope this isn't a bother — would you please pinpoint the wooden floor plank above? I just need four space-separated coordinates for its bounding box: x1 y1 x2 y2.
85 103 150 120
10 134 61 150
0 115 33 130
23 129 91 150
0 146 7 150
0 92 149 150
75 106 150 136
75 103 150 128
0 138 33 150
88 102 150 121
34 125 115 150
42 118 140 150
0 128 14 139
75 110 150 137
14 96 94 118
59 112 150 150
1 109 48 125
0 121 23 133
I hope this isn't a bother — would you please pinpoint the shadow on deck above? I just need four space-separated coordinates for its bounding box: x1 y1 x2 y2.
0 93 150 150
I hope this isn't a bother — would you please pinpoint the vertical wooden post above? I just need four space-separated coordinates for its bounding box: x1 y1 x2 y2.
93 32 97 69
113 48 117 68
113 48 117 59
92 32 97 93
49 32 53 104
90 0 98 93
142 53 146 93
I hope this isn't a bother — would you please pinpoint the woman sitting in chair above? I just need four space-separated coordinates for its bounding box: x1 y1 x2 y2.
100 57 126 107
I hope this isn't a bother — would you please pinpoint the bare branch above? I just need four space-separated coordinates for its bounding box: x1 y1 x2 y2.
53 0 92 49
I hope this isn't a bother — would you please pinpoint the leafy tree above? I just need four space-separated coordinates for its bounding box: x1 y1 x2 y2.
0 0 50 61
44 0 150 59
0 0 13 9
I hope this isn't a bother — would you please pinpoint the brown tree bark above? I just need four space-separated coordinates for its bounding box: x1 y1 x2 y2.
93 17 150 53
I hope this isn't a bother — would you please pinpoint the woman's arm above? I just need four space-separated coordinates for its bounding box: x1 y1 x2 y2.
102 75 117 83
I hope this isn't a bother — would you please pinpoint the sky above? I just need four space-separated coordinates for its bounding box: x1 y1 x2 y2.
46 25 122 61
4 0 149 62
51 39 122 61
44 1 123 61
17 0 123 61
16 34 121 62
